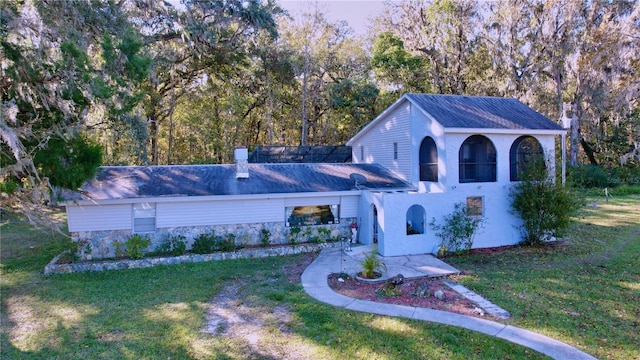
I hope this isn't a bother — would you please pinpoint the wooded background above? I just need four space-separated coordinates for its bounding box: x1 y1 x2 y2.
2 0 639 223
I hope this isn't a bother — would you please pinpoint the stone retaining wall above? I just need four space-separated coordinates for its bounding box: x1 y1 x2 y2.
45 242 342 275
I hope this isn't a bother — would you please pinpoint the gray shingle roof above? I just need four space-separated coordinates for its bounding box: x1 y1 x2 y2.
405 94 564 130
67 163 413 201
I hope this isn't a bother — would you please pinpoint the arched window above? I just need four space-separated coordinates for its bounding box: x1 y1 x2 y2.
406 205 425 235
510 136 544 181
419 137 438 182
459 135 497 183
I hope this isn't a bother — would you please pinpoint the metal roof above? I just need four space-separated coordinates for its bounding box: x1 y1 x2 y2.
66 163 413 201
405 94 564 130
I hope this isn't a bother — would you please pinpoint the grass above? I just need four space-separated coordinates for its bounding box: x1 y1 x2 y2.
1 214 545 359
446 194 640 360
2 194 638 359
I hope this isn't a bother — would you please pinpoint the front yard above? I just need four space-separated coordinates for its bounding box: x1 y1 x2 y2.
1 195 638 359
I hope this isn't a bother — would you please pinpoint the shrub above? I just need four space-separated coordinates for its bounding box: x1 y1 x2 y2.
192 233 216 254
125 234 150 259
288 226 302 245
429 203 484 254
511 160 580 246
359 245 386 279
316 227 331 242
215 234 237 252
260 228 271 247
568 164 609 188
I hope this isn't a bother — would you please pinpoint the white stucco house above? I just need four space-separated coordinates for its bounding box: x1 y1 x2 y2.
63 94 566 259
346 94 566 256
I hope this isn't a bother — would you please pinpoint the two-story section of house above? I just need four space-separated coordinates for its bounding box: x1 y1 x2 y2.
347 94 566 256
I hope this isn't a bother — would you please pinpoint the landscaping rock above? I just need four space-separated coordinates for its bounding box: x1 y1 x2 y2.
414 282 430 298
389 273 405 285
434 289 446 301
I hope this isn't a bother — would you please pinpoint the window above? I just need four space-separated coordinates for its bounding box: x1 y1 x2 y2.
286 205 339 226
406 205 425 235
419 136 438 182
133 202 156 233
466 197 483 216
459 135 497 183
510 136 544 181
393 142 398 160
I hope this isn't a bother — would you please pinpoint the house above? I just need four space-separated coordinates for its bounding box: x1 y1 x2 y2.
63 149 414 259
63 94 566 259
346 94 566 256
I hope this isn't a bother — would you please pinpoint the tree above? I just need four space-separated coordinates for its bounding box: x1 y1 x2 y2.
126 0 282 164
1 0 150 225
370 32 430 94
375 0 484 95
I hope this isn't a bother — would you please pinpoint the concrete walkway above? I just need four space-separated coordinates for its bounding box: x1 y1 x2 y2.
301 246 598 360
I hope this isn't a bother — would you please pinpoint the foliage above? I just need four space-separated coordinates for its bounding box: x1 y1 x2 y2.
33 135 103 190
288 226 301 245
215 233 238 252
359 245 386 279
316 227 331 241
429 203 485 254
124 234 151 259
1 1 150 226
511 161 580 246
260 228 271 247
155 235 187 257
567 164 610 188
191 233 217 254
376 282 402 297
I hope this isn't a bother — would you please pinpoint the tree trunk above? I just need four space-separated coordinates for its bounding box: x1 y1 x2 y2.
300 55 309 146
150 112 158 165
569 102 580 166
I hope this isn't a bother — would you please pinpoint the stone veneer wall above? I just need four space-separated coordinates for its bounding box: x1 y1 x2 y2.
72 218 357 260
45 242 341 275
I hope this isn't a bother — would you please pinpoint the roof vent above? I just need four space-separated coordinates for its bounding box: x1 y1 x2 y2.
235 147 249 179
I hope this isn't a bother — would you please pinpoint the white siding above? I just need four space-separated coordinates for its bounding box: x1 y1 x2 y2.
67 204 131 232
157 198 284 227
284 196 340 207
352 101 412 180
339 195 359 218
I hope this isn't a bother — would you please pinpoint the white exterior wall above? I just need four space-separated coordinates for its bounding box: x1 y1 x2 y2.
350 101 412 180
157 198 283 227
67 194 360 232
445 132 557 186
410 106 447 193
67 204 131 232
354 132 559 256
358 189 524 257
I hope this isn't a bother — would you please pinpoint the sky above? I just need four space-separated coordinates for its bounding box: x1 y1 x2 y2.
166 0 388 35
278 0 387 35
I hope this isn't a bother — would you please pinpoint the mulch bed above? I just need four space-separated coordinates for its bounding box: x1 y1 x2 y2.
328 273 489 318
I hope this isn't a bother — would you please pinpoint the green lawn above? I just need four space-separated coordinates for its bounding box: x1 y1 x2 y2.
447 195 640 360
1 196 637 359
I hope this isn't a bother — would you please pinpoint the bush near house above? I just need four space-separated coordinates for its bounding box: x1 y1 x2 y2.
511 161 580 246
430 203 485 254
